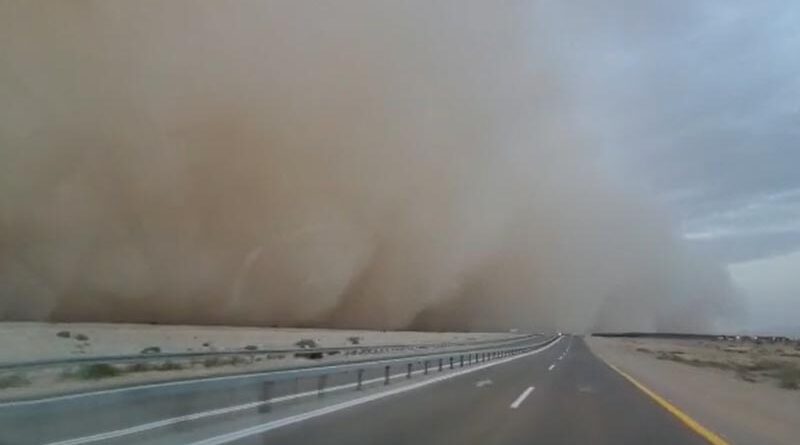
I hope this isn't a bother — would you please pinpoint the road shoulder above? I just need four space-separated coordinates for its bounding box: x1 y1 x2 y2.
586 336 800 445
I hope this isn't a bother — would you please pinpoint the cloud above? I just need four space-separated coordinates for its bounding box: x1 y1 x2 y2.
545 1 800 263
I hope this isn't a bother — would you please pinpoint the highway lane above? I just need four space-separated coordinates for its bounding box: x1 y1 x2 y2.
203 336 711 445
0 338 551 445
1 336 716 445
105 339 563 445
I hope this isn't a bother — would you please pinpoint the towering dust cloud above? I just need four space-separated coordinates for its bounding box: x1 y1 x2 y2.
0 1 739 332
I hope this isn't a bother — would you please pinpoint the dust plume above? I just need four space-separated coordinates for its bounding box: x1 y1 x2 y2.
0 1 740 332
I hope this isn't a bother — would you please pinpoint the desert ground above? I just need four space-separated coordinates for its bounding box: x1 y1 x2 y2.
0 322 522 400
588 336 800 445
0 322 519 363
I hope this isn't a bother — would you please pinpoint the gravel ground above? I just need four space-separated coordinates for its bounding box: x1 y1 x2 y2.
0 322 522 401
587 336 800 445
0 322 518 363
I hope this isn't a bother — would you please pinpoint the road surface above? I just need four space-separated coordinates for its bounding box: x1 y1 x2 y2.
223 336 710 445
1 336 715 445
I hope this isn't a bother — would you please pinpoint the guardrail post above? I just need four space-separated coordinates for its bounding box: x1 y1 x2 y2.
450 357 454 369
317 375 328 398
259 381 274 413
357 368 364 390
384 365 391 385
407 363 412 378
460 355 464 367
424 360 429 375
439 358 443 372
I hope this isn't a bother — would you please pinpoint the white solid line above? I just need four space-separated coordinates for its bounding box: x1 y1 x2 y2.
509 386 535 409
548 364 555 371
46 338 563 445
188 340 562 445
45 369 421 445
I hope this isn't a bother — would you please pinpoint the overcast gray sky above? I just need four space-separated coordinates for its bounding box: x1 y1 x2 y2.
550 0 800 333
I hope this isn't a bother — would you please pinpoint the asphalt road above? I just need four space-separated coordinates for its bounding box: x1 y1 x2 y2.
0 336 713 445
203 336 710 445
0 338 547 445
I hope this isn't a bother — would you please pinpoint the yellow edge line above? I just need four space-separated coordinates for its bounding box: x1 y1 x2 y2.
601 358 730 445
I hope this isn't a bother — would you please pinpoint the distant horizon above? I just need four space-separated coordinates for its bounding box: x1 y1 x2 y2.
2 320 796 339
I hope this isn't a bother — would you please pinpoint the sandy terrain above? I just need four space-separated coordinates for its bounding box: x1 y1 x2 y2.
0 322 522 401
0 322 518 363
587 336 800 445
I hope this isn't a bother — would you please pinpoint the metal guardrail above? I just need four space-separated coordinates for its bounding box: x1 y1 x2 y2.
251 335 560 411
0 333 538 371
255 335 559 391
0 335 560 445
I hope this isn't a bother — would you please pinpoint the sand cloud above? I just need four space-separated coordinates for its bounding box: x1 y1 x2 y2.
0 1 740 332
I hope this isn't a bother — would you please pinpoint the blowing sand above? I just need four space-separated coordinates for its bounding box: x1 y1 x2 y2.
587 336 800 445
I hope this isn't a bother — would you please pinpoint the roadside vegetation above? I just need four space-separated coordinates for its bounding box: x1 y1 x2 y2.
295 339 318 348
636 343 800 390
67 363 121 380
0 373 30 389
44 337 342 386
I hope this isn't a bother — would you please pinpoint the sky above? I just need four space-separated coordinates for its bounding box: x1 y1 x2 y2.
550 0 800 333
